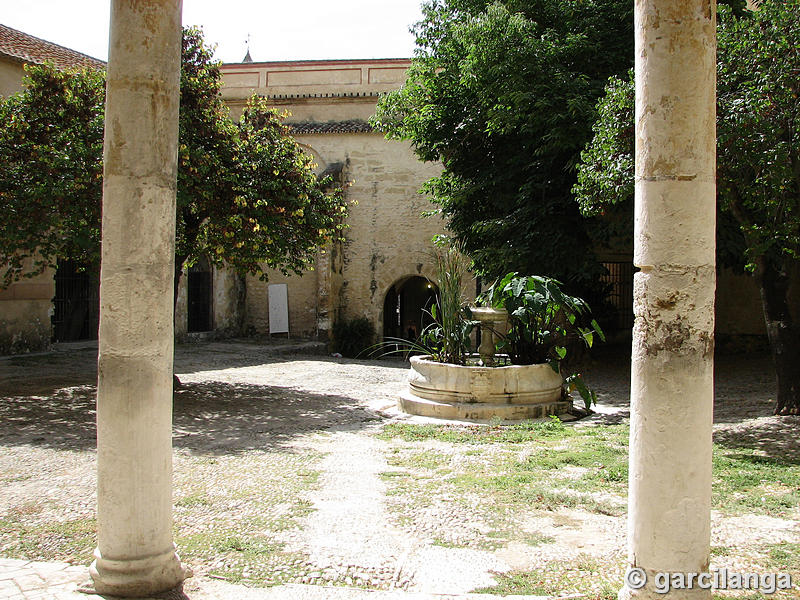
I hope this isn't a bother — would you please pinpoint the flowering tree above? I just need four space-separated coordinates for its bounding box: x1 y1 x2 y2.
0 27 346 297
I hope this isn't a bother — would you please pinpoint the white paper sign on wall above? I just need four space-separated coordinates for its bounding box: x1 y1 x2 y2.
268 283 289 335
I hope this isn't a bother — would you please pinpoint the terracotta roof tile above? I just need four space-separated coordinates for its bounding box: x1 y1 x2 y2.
288 120 373 134
0 24 105 70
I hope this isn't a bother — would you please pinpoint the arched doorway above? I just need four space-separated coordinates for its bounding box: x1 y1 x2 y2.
187 256 213 332
383 276 438 341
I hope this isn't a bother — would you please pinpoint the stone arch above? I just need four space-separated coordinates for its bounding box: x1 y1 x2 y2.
295 142 327 177
382 275 439 340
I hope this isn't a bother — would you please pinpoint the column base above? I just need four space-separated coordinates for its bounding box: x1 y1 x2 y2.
87 545 189 597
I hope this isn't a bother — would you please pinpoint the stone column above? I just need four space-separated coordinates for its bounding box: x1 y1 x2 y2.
89 1 186 596
623 1 716 599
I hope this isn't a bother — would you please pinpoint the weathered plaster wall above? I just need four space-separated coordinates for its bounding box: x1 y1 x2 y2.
0 259 54 353
299 132 445 335
174 264 244 339
245 268 320 338
239 132 449 339
222 59 454 340
0 57 24 96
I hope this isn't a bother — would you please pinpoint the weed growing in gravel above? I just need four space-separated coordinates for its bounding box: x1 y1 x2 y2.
0 515 96 563
176 492 211 507
379 420 800 520
379 416 570 444
172 451 323 587
379 418 800 598
762 542 800 573
711 448 800 518
473 554 623 599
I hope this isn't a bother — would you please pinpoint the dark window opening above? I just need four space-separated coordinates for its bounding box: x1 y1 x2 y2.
599 261 636 333
187 257 213 332
52 260 99 342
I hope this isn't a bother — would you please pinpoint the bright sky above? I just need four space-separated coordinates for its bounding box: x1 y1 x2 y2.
2 1 424 63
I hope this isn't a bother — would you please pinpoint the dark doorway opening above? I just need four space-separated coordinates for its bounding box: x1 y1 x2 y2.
383 276 438 341
52 260 99 342
599 261 636 333
188 257 213 332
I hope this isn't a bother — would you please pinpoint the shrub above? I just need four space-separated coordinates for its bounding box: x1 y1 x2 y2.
332 317 375 358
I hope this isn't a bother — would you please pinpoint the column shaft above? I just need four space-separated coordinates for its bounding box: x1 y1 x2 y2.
90 1 186 596
624 1 716 599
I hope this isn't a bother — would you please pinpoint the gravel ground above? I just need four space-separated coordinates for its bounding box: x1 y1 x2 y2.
0 339 798 597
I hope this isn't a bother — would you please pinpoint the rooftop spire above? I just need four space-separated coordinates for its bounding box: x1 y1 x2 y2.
242 33 253 63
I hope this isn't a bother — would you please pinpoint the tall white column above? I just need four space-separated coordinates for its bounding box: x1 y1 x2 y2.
90 1 186 596
623 1 716 599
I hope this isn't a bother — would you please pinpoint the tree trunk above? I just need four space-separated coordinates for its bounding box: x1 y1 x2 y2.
755 257 800 415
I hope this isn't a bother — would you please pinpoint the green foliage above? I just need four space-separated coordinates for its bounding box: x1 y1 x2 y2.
482 273 603 409
0 27 347 288
716 0 800 272
332 317 375 358
0 65 105 285
574 0 800 412
575 1 799 275
372 0 634 290
482 273 603 363
421 245 475 364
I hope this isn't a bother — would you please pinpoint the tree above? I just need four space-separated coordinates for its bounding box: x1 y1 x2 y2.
574 0 800 414
0 27 346 304
372 0 634 294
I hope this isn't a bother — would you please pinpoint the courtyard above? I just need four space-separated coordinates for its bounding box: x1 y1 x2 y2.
0 340 798 599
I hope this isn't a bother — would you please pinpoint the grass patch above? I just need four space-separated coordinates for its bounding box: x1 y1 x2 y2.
0 515 96 563
762 542 800 573
379 416 572 444
172 451 324 587
712 448 800 518
473 556 623 599
387 448 449 470
176 492 211 507
381 420 800 519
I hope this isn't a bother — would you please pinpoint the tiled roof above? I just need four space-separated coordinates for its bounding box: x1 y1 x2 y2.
0 24 105 70
288 120 374 134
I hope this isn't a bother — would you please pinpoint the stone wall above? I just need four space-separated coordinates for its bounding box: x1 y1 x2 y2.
0 259 54 353
219 59 455 341
0 56 24 96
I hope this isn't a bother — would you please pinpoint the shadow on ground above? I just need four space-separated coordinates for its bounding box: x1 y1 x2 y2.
0 379 380 454
714 418 800 463
0 339 790 455
173 380 382 455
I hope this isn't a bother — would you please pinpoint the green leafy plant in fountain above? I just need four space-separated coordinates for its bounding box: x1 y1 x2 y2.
481 273 604 409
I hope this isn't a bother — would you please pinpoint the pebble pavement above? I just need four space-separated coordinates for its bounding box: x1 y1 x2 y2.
0 558 551 600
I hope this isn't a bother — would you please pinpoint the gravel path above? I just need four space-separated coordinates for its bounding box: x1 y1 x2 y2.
1 339 798 597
